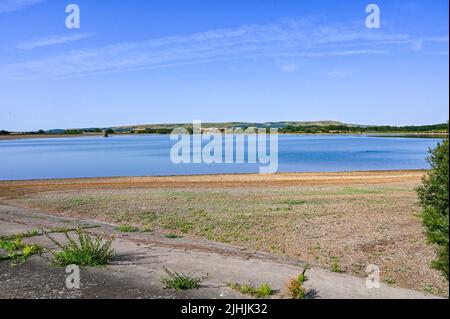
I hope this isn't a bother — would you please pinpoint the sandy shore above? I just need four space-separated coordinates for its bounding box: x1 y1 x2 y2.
0 169 427 191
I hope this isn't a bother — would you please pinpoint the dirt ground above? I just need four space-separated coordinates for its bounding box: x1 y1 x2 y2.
0 170 448 296
0 204 441 299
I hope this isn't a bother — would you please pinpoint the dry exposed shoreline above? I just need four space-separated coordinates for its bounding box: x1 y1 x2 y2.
0 170 447 296
0 170 427 192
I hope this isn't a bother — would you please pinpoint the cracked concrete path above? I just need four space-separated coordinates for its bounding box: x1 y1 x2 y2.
0 204 441 299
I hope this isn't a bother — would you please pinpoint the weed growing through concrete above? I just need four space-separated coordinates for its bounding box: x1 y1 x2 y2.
0 237 43 264
161 267 205 290
286 265 310 299
0 226 99 242
45 227 114 267
117 224 139 232
227 282 274 298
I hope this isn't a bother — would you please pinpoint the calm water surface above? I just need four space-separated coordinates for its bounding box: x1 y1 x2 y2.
0 135 443 180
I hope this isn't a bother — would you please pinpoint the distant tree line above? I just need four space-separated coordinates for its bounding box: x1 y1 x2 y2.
63 129 84 135
131 127 194 134
133 128 174 134
278 123 449 134
84 128 103 133
6 123 448 136
63 128 114 134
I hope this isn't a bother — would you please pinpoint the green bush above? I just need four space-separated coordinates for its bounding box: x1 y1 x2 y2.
417 138 449 279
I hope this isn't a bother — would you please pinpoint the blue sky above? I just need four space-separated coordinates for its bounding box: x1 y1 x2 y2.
0 0 448 131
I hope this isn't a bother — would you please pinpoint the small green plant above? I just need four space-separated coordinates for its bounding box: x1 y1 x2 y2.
384 278 396 286
117 224 139 232
255 283 273 297
423 284 436 294
227 282 274 298
164 233 182 239
0 237 42 264
0 229 41 241
48 226 97 233
25 229 40 237
331 257 342 273
161 267 205 290
0 226 99 242
286 265 309 299
45 228 114 267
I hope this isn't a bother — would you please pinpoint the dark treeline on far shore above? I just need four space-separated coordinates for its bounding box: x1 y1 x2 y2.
278 123 449 134
1 122 448 136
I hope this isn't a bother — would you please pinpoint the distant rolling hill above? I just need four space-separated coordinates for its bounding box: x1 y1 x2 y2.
112 121 357 132
26 121 446 135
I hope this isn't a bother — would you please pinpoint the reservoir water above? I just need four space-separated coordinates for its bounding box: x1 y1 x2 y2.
0 134 443 180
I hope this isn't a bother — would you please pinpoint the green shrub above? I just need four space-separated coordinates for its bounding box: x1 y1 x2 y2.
46 228 114 267
417 138 449 279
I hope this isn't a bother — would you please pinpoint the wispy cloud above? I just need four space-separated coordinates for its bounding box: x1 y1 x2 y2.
0 0 44 13
328 70 353 78
1 18 446 80
17 33 93 50
425 51 449 55
411 39 423 52
281 64 298 72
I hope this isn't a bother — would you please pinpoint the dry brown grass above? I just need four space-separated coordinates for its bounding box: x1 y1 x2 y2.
0 170 447 295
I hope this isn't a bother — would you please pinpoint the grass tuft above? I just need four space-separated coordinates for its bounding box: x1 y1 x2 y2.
117 224 139 232
331 257 342 273
45 227 114 267
161 267 205 290
227 282 274 298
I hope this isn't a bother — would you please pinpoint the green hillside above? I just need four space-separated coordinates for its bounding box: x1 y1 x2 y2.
5 121 448 136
